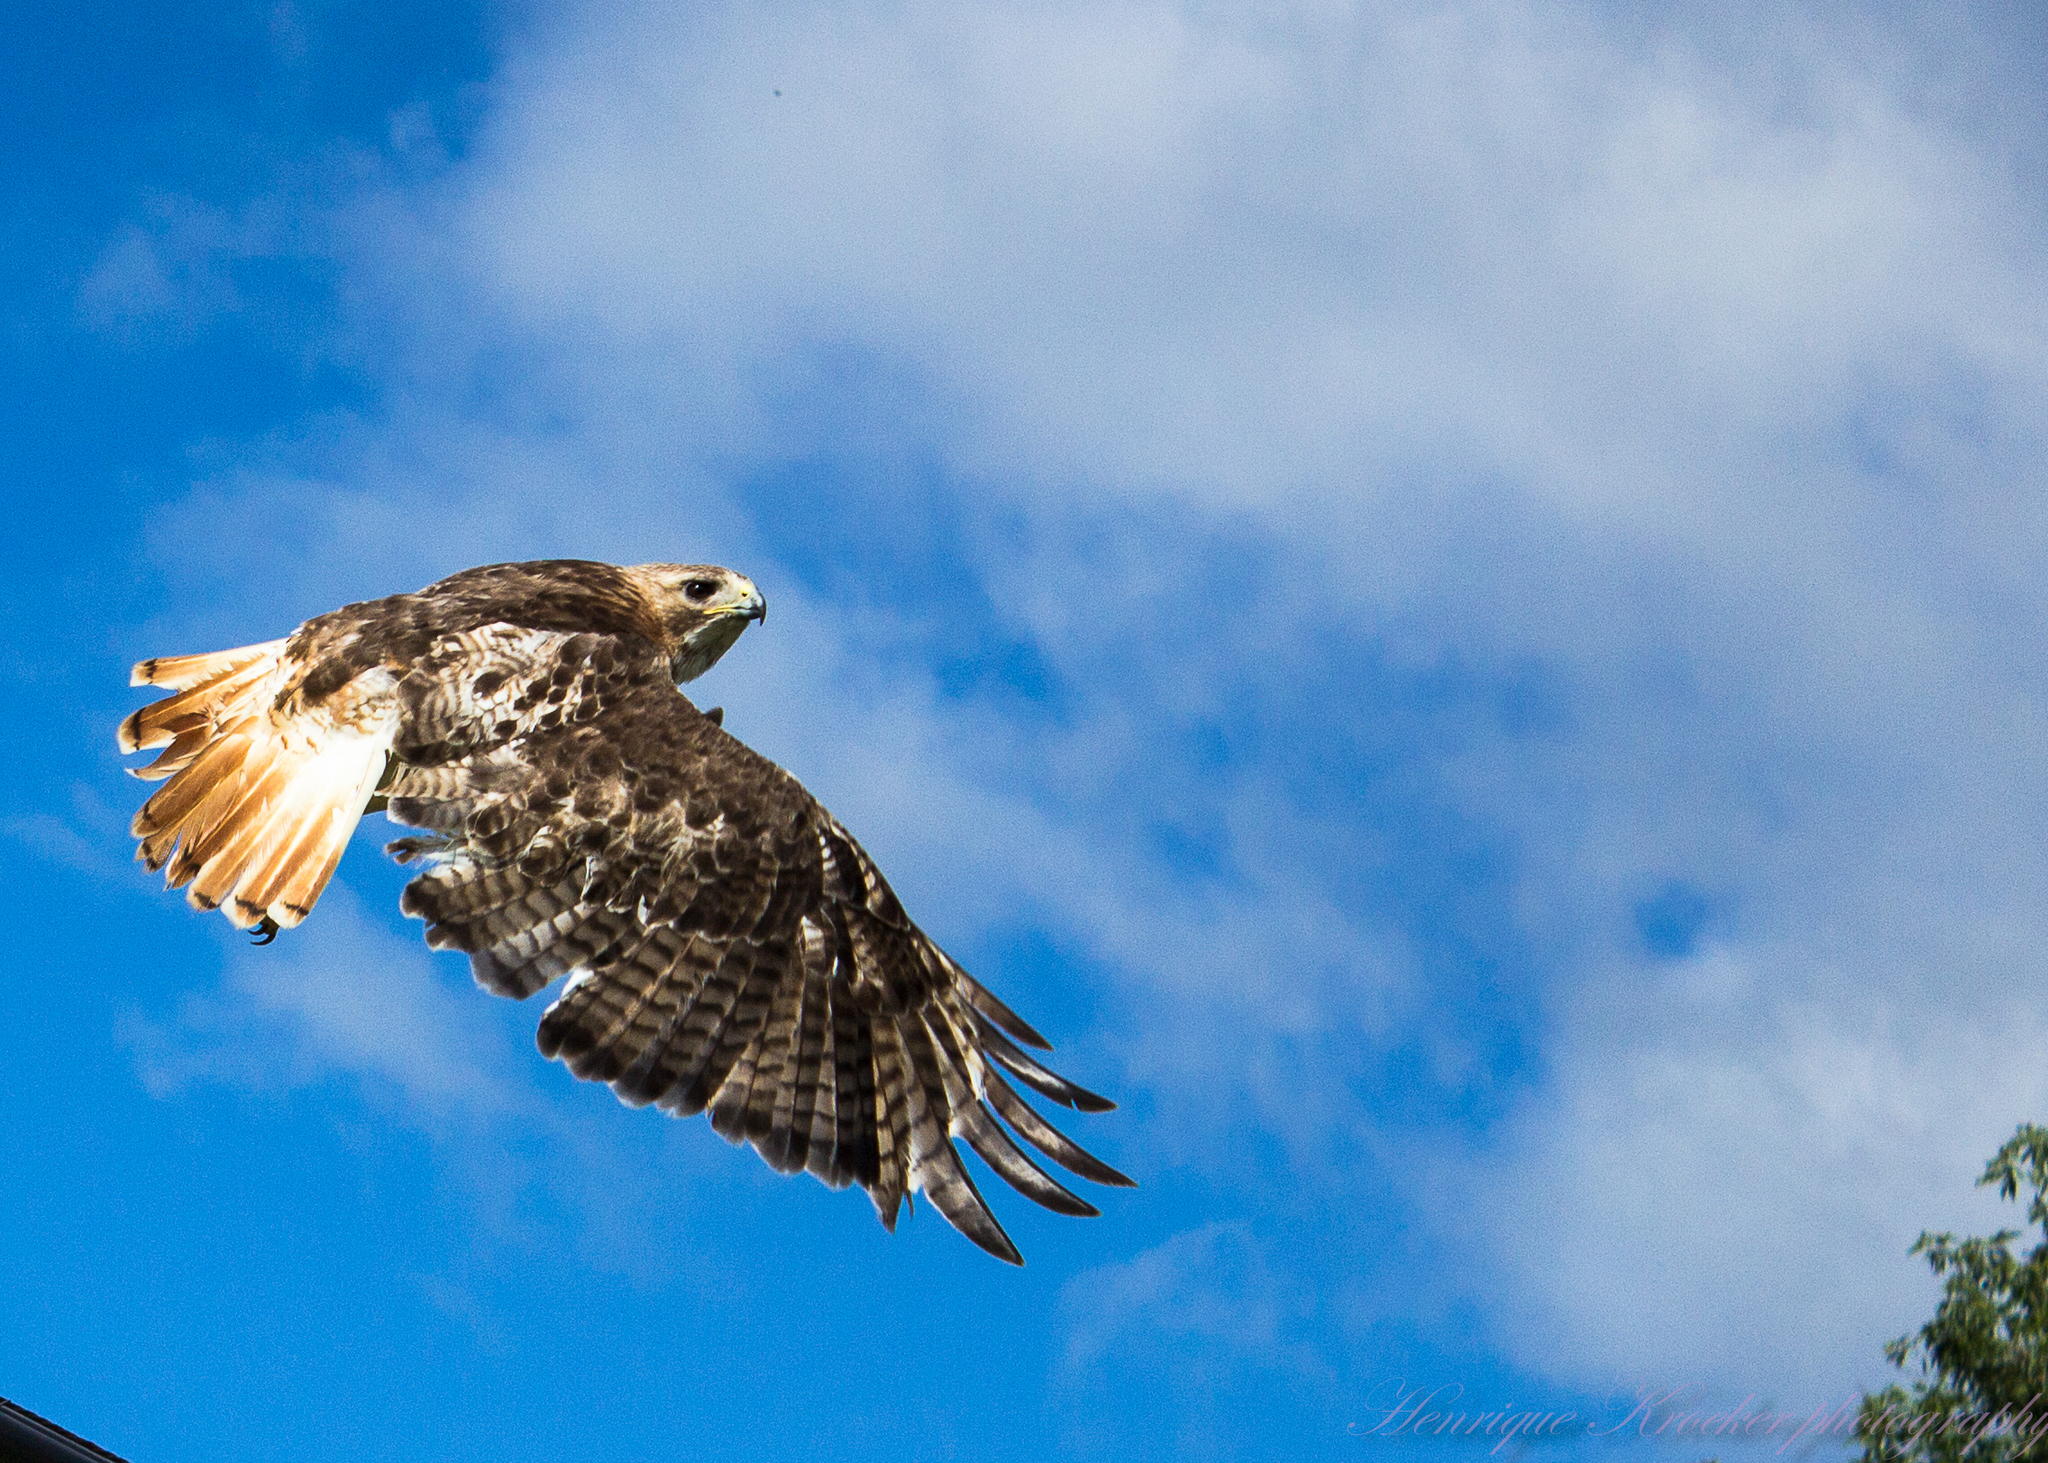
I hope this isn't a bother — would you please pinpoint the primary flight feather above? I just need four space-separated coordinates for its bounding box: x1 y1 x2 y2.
118 558 1129 1262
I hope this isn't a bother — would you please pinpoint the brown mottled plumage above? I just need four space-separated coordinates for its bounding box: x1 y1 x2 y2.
119 558 1129 1262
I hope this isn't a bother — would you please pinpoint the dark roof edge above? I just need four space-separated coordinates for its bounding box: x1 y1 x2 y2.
0 1395 130 1463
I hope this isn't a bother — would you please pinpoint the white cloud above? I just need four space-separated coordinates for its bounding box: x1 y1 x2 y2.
450 0 2044 518
122 884 522 1121
1059 1220 1321 1375
1447 948 2048 1400
1054 1220 1334 1459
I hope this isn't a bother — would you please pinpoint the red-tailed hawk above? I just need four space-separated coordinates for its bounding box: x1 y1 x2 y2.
118 559 1128 1263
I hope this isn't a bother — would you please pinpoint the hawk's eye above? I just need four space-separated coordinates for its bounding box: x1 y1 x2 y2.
683 579 718 602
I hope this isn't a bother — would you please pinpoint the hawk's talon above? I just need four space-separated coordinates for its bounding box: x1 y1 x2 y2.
250 917 280 946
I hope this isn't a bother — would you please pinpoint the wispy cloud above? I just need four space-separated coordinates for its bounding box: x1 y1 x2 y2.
1059 1221 1321 1376
121 884 522 1121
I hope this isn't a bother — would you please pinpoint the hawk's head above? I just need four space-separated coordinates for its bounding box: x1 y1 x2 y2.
627 563 767 683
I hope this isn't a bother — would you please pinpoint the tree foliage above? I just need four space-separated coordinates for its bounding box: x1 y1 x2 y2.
1858 1125 2048 1462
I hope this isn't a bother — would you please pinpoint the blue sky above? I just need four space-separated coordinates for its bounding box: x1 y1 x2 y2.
5 1 2047 1459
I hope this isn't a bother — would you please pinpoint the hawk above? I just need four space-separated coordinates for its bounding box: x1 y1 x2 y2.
118 559 1129 1263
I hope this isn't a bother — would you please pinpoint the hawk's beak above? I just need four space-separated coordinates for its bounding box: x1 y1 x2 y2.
728 589 766 625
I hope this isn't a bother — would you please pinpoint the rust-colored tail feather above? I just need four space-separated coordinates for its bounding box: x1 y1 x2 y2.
130 642 282 692
122 640 394 930
120 642 286 752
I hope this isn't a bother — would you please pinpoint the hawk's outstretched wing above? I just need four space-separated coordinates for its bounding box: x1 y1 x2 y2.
384 661 1131 1263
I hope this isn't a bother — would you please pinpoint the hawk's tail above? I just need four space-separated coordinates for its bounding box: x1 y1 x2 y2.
121 640 390 931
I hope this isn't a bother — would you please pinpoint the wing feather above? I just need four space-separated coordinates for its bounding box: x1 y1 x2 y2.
799 977 842 1182
706 947 791 1147
743 949 813 1172
903 1024 1022 1262
922 1002 1101 1217
954 1098 1100 1218
826 988 879 1191
644 947 760 1117
868 1019 914 1232
974 1018 1117 1113
775 931 833 1176
984 1068 1135 1189
601 928 703 1101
